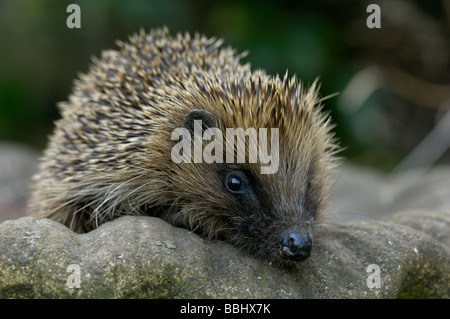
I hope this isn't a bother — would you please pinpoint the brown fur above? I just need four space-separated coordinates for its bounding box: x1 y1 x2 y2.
29 27 339 265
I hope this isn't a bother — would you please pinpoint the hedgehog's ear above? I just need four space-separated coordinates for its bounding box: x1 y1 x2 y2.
182 109 217 133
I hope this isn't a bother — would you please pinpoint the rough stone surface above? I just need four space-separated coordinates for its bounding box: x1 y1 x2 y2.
0 144 449 298
0 213 448 298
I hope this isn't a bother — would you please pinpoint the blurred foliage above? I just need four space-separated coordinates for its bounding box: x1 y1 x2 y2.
0 0 449 171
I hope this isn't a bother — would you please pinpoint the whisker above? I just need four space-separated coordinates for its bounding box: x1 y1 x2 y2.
322 211 399 227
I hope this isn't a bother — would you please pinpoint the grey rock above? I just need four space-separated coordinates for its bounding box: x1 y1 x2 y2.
390 210 450 249
1 213 448 298
0 145 449 298
327 164 450 222
0 142 39 222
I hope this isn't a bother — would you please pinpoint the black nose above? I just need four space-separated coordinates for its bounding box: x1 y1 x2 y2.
279 230 312 262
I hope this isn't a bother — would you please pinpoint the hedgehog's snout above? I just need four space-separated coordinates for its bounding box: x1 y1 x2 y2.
279 229 312 262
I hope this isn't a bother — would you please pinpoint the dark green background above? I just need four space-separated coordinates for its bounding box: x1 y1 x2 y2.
1 0 449 171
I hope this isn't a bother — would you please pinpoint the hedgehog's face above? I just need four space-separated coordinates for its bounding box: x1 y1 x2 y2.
175 107 331 267
218 165 317 266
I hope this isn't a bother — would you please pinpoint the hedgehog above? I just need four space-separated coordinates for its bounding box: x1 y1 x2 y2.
29 27 339 266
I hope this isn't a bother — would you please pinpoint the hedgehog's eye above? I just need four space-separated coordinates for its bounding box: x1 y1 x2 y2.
226 176 245 193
